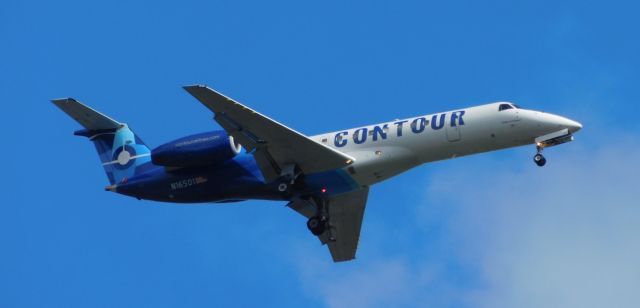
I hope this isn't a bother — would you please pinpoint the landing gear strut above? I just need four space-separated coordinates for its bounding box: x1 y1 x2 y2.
277 164 299 193
534 146 546 167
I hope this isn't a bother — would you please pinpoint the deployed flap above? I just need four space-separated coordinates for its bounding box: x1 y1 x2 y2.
287 187 370 262
183 85 355 182
52 98 121 130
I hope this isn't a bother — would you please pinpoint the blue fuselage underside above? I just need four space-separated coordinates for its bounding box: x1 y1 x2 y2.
114 152 358 203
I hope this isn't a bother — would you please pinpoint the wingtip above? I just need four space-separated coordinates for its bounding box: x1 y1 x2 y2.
51 98 78 105
183 84 208 91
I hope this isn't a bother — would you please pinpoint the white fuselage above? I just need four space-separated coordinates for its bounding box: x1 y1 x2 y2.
312 102 582 186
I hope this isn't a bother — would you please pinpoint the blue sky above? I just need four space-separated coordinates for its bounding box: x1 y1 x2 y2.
2 1 639 307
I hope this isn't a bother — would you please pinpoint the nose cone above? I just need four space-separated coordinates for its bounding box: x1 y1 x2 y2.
565 118 582 133
537 112 583 134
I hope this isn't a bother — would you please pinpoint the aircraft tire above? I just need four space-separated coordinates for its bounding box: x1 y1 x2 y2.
534 154 546 167
307 216 326 236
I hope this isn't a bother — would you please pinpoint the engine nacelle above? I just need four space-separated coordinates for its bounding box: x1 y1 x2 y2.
151 130 241 168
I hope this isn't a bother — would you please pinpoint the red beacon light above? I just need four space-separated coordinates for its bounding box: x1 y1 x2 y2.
321 188 327 193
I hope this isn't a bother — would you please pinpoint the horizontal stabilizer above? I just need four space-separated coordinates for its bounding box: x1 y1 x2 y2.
52 98 121 130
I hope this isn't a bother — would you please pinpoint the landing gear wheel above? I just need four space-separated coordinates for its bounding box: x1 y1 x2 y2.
307 216 326 236
534 153 546 167
277 183 288 192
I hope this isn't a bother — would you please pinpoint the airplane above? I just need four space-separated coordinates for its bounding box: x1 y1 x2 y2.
52 85 582 262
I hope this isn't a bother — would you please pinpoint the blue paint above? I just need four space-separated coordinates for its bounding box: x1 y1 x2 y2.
303 168 359 196
353 128 367 144
372 124 388 141
73 110 468 203
330 111 466 148
450 111 465 127
411 117 427 133
431 113 446 130
151 130 238 167
394 120 408 137
77 125 152 185
334 131 348 147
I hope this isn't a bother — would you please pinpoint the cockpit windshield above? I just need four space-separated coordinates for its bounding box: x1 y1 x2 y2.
499 103 522 111
498 104 513 111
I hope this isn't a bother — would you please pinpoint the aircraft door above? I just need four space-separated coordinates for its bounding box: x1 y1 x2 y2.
446 122 461 142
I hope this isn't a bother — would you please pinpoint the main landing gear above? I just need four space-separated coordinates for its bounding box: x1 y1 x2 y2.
305 197 332 239
277 164 333 239
307 215 327 236
534 146 546 167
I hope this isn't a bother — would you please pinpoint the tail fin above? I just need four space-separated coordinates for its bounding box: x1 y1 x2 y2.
52 98 154 185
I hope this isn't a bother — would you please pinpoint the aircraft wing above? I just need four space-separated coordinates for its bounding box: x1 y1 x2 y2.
183 85 355 182
288 187 369 262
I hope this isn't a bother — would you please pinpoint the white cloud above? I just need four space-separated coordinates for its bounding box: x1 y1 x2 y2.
426 137 640 308
294 136 640 308
321 260 412 308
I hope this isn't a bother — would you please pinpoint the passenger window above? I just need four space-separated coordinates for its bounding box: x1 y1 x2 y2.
499 104 513 111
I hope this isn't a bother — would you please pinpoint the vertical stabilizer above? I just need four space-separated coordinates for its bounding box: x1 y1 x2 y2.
52 98 154 185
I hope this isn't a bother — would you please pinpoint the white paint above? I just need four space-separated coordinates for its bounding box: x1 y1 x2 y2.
102 153 151 166
311 102 582 187
117 150 131 165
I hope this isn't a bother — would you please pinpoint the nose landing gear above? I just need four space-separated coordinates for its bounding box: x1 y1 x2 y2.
534 146 546 167
534 153 546 166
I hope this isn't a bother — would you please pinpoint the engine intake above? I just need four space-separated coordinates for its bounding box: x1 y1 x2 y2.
151 130 241 167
